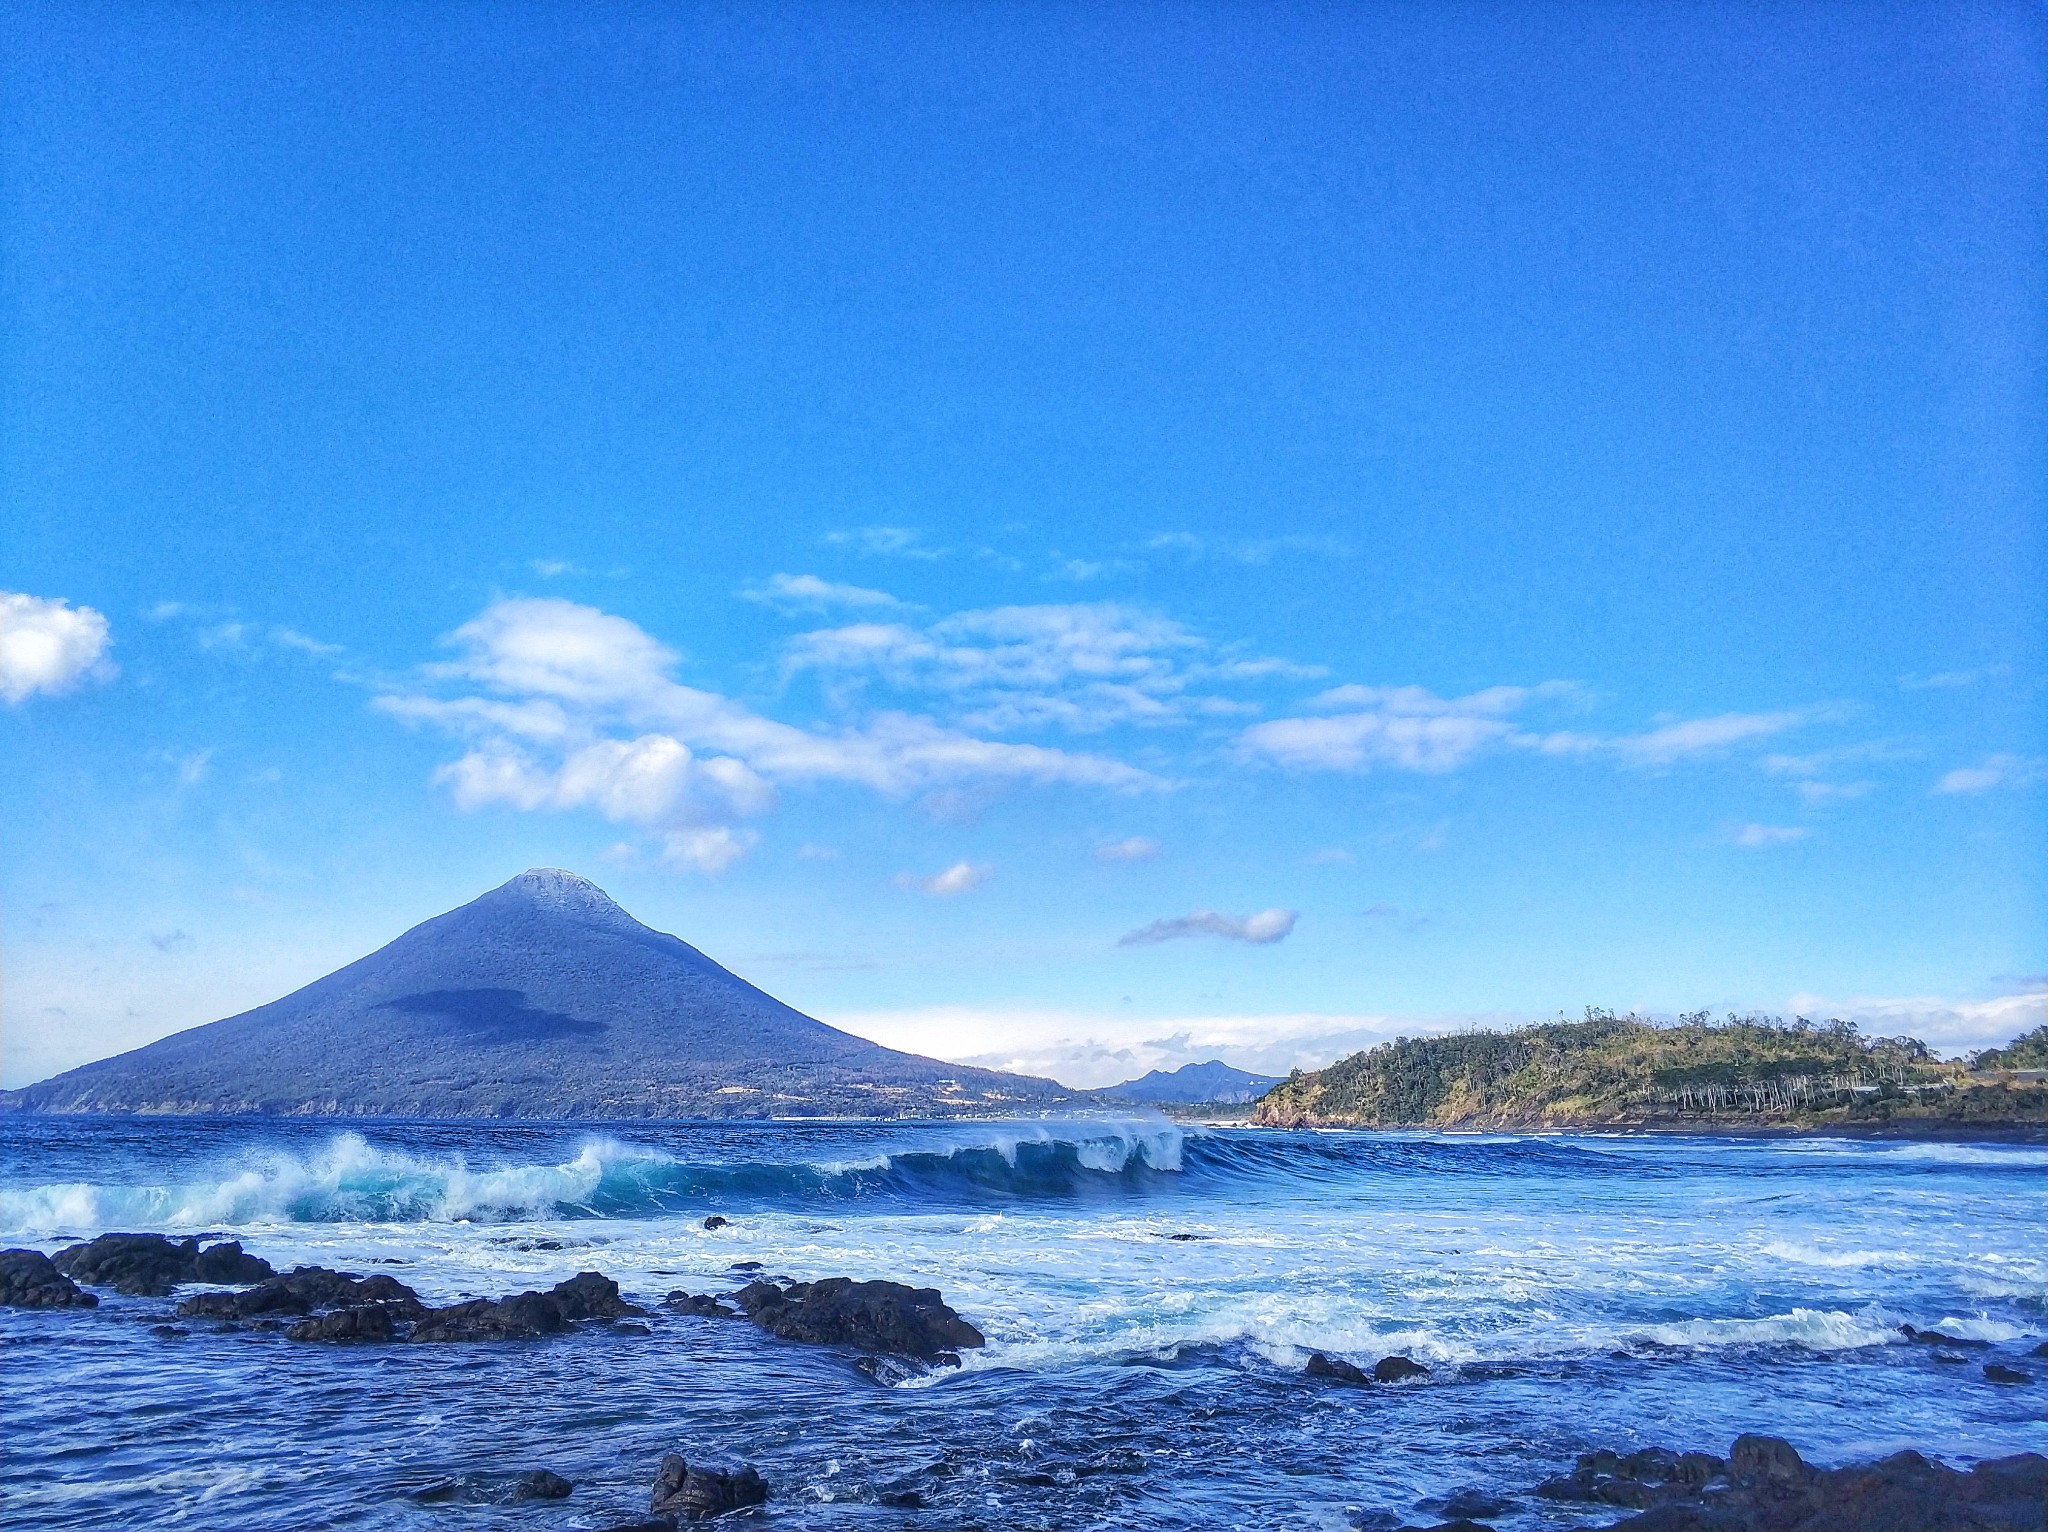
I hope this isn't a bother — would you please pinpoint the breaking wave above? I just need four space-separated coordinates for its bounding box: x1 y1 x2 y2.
0 1121 1194 1232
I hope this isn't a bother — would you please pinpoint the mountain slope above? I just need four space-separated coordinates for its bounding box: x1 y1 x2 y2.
2 870 1068 1119
1096 1060 1283 1105
1252 1012 2048 1132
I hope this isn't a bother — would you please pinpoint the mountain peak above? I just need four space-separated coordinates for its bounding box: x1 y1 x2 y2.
491 868 631 919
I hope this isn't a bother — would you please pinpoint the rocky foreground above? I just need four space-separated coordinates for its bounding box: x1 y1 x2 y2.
5 1231 2043 1528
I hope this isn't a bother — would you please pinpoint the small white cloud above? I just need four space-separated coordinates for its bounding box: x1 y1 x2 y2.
1307 848 1356 866
271 626 343 657
896 860 991 896
797 842 840 860
824 526 945 560
1119 907 1297 946
0 592 115 704
1094 836 1161 863
531 559 580 578
1934 754 2040 795
1794 780 1871 806
741 572 902 612
177 750 213 786
1239 684 1537 773
1733 823 1810 848
662 826 756 875
1900 671 1982 692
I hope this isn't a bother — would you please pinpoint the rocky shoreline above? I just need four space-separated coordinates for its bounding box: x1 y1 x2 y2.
5 1229 2043 1528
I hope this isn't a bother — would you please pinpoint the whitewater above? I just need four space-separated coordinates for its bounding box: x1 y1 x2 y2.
2 1115 2042 1530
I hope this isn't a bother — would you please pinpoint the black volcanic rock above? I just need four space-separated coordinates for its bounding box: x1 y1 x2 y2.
53 1233 275 1296
1 869 1069 1118
0 1249 98 1308
649 1453 770 1520
728 1276 985 1362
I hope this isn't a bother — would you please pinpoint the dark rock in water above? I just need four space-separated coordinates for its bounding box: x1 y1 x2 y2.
192 1240 275 1284
728 1277 984 1362
728 1260 764 1272
1429 1489 1510 1519
877 1488 924 1508
1984 1363 2031 1384
149 1323 187 1338
665 1291 740 1319
1163 1233 1204 1241
1373 1354 1430 1383
1397 1521 1496 1532
1537 1445 1725 1509
410 1470 574 1505
0 1248 98 1308
702 1215 729 1230
178 1267 425 1321
286 1305 395 1343
649 1452 770 1520
2033 1339 2048 1358
412 1290 569 1343
612 1320 653 1336
548 1270 646 1320
51 1233 275 1297
1899 1323 1992 1349
1541 1436 2048 1532
515 1469 573 1501
1304 1352 1372 1386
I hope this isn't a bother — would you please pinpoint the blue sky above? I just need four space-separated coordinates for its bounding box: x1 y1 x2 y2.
3 2 2043 1088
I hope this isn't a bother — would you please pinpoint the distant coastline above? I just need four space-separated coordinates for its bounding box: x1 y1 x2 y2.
1250 1012 2048 1139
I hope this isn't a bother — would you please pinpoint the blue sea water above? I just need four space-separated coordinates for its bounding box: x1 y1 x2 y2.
1 1116 2042 1530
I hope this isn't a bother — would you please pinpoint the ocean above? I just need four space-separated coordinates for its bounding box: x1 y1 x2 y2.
1 1116 2042 1530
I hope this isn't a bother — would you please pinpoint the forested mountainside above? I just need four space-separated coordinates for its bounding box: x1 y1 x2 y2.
1253 1011 2048 1134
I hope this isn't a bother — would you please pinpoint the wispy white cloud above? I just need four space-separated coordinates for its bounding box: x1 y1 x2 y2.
378 597 1159 874
1934 754 2042 795
1094 836 1161 863
1238 684 1545 773
663 826 756 875
1732 822 1809 848
1540 710 1811 767
1146 531 1353 565
1119 907 1297 946
0 592 115 704
824 526 946 560
786 601 1312 733
530 558 580 578
1784 987 2046 1058
740 572 902 612
895 860 990 896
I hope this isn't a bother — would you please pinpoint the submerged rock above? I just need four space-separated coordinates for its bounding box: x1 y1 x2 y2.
0 1248 98 1309
702 1215 729 1230
664 1291 740 1319
51 1233 275 1297
1900 1323 1992 1349
1984 1363 2031 1384
727 1277 985 1363
649 1452 769 1520
516 1469 573 1500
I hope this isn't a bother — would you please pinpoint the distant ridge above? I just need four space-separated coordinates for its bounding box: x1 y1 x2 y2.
2 870 1069 1119
1095 1060 1283 1105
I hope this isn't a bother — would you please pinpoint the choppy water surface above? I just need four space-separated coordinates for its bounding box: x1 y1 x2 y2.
2 1117 2042 1530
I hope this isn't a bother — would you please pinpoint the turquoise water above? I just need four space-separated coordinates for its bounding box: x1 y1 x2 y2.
1 1116 2042 1529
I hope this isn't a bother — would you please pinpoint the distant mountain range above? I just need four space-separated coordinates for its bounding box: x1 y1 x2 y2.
1 870 1070 1119
1096 1060 1283 1105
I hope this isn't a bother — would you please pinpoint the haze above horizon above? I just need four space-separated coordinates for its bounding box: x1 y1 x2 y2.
2 2 2042 1090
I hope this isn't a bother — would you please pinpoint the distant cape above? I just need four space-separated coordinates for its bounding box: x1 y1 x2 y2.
2 869 1069 1119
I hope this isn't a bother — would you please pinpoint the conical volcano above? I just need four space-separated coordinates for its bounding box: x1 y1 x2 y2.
2 870 1068 1118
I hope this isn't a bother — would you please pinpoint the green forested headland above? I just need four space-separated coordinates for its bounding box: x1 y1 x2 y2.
1251 1011 2048 1134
